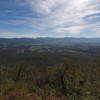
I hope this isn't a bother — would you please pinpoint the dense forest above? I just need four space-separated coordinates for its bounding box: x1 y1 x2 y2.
0 38 100 100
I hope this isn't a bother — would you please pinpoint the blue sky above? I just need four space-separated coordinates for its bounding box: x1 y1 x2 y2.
0 0 100 38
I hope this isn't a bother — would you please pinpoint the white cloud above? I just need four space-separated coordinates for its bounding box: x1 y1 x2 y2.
0 32 68 38
0 19 27 26
13 0 100 37
53 26 84 35
0 32 41 38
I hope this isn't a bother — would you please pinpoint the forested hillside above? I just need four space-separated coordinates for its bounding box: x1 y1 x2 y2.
0 38 100 100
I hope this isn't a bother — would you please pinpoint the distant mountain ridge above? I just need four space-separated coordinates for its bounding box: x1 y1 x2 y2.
0 37 100 45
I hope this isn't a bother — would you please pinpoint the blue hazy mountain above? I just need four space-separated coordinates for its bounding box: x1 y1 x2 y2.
0 38 100 45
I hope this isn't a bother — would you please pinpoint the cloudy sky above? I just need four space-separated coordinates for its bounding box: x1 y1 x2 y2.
0 0 100 38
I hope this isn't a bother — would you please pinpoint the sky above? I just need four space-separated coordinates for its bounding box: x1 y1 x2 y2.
0 0 100 38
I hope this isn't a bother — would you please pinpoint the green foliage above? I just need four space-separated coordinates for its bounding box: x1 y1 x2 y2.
0 43 100 100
